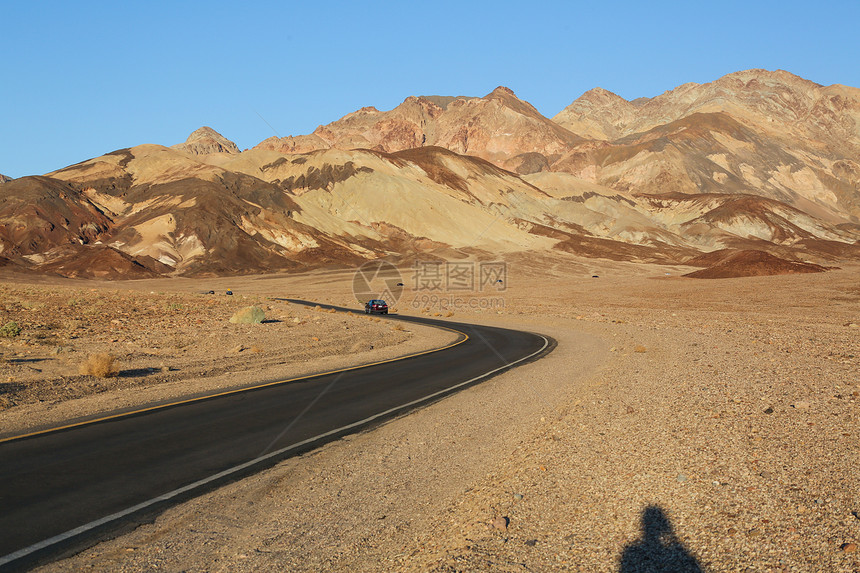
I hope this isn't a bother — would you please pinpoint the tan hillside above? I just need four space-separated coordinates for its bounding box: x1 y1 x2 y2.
552 70 860 221
1 69 859 279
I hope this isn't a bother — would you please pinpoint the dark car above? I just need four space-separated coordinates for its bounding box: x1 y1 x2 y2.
365 299 388 315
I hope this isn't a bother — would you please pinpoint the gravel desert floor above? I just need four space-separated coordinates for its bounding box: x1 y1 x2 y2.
3 256 858 572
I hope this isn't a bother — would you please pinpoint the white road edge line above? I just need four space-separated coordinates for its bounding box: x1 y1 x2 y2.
0 334 549 568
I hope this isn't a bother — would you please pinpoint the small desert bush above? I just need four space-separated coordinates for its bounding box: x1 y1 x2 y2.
0 321 21 338
391 323 405 331
634 345 647 353
79 353 118 378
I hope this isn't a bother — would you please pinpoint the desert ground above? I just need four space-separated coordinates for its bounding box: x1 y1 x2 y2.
2 254 858 572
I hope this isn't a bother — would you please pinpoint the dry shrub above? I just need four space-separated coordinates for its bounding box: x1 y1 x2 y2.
445 311 454 317
391 323 404 331
313 305 322 312
79 353 118 378
250 346 263 353
634 345 647 353
0 321 21 338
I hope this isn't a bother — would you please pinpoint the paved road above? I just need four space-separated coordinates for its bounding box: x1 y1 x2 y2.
0 302 553 570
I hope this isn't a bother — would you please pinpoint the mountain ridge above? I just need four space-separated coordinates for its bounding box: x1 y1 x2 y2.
2 68 859 279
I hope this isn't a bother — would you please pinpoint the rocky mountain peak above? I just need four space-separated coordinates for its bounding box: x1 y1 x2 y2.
172 126 240 155
488 86 516 97
0 173 12 183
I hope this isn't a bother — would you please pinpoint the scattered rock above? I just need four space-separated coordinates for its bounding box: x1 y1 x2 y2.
763 406 774 414
230 345 245 354
230 306 265 324
525 539 537 547
840 543 857 553
513 493 524 501
676 474 688 482
791 401 811 409
492 516 510 532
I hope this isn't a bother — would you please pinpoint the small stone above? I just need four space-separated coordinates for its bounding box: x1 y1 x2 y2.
748 528 761 538
525 539 537 547
727 528 738 536
230 345 244 354
792 401 811 409
676 474 688 482
160 366 170 373
513 493 524 501
492 516 509 532
760 471 773 479
763 406 774 414
841 543 858 553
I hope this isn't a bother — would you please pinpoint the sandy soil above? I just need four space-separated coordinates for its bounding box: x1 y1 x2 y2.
7 257 859 572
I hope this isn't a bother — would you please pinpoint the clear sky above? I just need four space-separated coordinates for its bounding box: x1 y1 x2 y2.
1 0 857 178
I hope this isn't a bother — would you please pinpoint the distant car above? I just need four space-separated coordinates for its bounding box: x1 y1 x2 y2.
365 299 388 315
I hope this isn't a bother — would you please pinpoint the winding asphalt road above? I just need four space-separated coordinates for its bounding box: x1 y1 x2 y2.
0 301 554 570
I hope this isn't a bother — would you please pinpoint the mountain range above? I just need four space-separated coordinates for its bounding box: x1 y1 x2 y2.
1 69 858 279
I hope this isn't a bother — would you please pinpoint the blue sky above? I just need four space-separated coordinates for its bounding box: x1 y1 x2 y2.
1 0 858 178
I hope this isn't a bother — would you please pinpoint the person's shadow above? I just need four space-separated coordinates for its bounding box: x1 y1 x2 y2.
620 506 704 572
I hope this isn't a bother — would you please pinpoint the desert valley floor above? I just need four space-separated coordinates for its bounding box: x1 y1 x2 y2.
1 255 859 572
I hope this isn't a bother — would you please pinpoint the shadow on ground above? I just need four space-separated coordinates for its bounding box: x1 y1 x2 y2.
620 505 703 572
